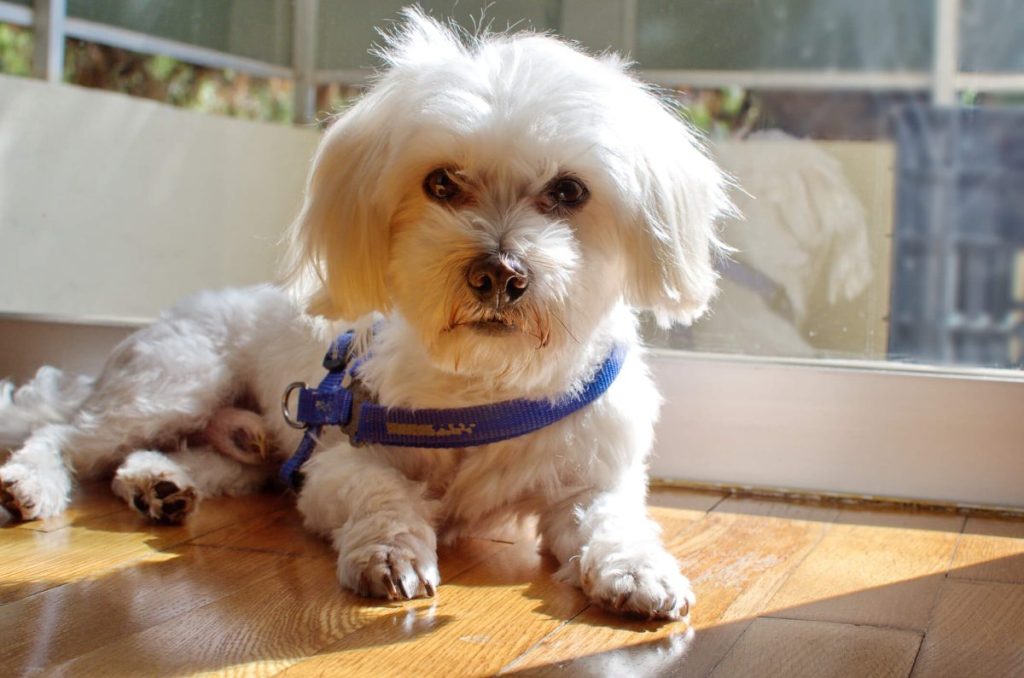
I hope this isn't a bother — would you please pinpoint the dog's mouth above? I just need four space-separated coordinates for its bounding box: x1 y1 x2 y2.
443 305 553 348
467 317 519 335
444 310 522 336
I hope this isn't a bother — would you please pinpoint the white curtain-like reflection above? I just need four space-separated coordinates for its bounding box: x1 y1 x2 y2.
653 132 877 359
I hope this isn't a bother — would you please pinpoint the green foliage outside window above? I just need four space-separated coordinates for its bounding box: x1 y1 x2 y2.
0 23 33 76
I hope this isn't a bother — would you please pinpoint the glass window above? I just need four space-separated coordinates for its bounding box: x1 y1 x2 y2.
1 0 1023 370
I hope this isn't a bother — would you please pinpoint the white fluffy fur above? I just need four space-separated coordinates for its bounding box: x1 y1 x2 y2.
0 10 731 619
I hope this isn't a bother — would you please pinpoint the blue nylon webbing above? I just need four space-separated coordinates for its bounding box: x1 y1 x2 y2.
280 332 625 489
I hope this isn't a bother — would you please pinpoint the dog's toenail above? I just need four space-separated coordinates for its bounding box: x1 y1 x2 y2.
153 481 178 499
133 495 149 513
396 577 411 599
382 574 399 599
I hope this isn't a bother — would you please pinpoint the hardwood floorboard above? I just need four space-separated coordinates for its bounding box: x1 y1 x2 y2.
911 579 1024 677
762 508 964 631
187 506 332 558
646 487 725 515
12 481 127 534
709 617 921 678
0 521 180 604
2 483 1021 677
948 515 1024 584
276 539 587 677
46 538 510 677
0 546 295 673
502 497 836 676
73 491 295 552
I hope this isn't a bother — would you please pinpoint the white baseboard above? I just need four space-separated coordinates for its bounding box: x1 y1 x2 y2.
649 352 1024 510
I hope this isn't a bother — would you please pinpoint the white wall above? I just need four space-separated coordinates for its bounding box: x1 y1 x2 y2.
0 75 320 323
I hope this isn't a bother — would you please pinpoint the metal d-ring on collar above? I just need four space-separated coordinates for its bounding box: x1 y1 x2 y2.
281 381 308 429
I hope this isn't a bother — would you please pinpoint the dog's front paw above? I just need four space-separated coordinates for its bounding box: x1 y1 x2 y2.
580 544 694 620
339 532 440 601
0 462 72 522
112 455 198 525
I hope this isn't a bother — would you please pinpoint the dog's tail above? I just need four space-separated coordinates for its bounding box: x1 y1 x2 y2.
0 367 94 450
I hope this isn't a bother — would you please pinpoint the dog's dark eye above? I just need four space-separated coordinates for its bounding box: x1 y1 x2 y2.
424 168 460 202
546 176 588 209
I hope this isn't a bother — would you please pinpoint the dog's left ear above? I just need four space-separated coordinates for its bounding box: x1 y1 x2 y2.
615 78 734 327
283 89 396 320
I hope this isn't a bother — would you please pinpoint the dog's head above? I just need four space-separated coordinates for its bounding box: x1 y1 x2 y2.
286 9 731 374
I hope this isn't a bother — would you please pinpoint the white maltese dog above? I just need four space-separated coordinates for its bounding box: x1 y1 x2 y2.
0 10 730 619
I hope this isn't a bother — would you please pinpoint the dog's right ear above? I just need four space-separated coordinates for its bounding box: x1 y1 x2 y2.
283 90 395 320
284 9 465 320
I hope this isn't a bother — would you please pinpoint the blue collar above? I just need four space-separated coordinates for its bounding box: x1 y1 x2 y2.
279 331 626 489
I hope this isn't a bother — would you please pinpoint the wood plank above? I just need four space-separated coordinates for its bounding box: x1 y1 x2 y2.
5 481 1021 676
187 506 334 558
647 487 725 515
0 522 178 604
502 499 835 676
46 538 509 677
710 617 921 678
911 579 1024 677
949 515 1024 584
0 546 294 673
47 552 368 677
712 496 842 523
72 489 293 551
276 538 588 677
13 480 127 534
835 507 964 532
763 508 963 630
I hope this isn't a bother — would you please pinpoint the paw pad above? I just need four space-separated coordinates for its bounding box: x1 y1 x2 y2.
131 479 197 525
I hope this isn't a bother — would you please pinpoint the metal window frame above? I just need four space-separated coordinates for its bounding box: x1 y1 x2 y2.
30 0 63 82
2 0 1022 119
292 0 319 124
0 1 31 27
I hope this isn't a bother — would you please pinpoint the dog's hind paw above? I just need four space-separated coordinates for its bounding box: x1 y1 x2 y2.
0 462 72 522
0 478 30 521
204 407 273 466
133 479 197 525
112 452 199 525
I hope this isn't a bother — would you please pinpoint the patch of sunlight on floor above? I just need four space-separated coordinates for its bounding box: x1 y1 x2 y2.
0 523 180 590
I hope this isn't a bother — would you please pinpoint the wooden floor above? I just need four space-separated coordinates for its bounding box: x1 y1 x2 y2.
2 483 1023 677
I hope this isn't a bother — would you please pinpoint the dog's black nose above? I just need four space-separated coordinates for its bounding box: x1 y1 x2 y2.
466 253 529 305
